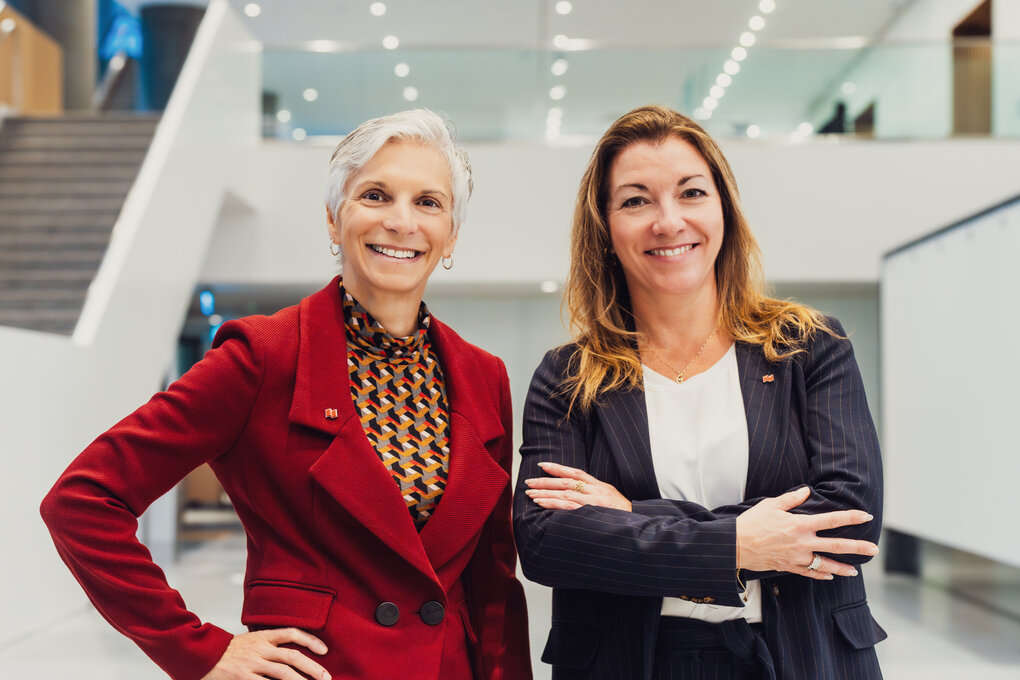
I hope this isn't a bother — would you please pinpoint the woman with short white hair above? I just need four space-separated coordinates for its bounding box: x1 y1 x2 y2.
42 109 533 680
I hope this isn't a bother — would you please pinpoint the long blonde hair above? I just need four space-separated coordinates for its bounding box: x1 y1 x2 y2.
563 105 833 412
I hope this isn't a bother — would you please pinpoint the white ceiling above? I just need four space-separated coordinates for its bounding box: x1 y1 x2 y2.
199 0 924 139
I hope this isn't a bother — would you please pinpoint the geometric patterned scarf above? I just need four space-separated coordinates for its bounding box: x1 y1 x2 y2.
342 284 450 530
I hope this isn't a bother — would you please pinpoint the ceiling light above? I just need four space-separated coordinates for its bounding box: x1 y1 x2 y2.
759 0 776 14
545 127 562 140
403 86 419 101
551 58 569 76
309 40 333 53
0 18 16 33
382 35 399 50
291 128 307 141
749 15 765 31
540 280 561 293
716 73 732 87
710 85 725 99
549 85 566 100
739 32 756 47
731 46 748 61
746 124 761 138
797 121 814 135
546 117 562 131
842 81 857 95
724 60 740 75
703 97 718 111
394 62 410 77
302 88 318 102
552 34 569 49
276 109 292 123
547 106 564 119
243 3 261 18
555 1 572 15
369 2 386 16
693 107 710 120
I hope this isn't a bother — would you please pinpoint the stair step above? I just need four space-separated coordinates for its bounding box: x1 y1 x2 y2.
0 308 80 334
0 250 104 265
3 119 160 137
0 213 116 229
0 288 86 309
0 165 139 181
0 233 110 248
0 181 133 197
0 150 148 165
0 319 76 334
0 196 124 213
0 270 93 288
0 134 155 151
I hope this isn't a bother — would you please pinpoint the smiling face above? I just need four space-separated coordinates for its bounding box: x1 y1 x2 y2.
327 140 456 305
606 136 724 312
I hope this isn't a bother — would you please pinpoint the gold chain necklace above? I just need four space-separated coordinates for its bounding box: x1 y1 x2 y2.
649 326 719 384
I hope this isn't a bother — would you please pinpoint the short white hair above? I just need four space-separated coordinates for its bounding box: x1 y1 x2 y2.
324 109 472 234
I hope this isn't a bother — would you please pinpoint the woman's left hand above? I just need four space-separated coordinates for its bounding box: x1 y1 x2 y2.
525 462 632 512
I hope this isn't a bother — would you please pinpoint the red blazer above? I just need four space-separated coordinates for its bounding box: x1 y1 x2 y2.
41 277 532 680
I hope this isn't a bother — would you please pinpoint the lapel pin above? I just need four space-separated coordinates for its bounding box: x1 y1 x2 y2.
324 408 338 419
762 374 774 383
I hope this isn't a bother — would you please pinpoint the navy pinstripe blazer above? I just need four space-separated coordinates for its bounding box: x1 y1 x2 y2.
513 319 886 679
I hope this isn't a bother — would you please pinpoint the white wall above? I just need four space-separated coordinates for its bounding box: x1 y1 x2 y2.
0 0 259 647
201 136 1020 288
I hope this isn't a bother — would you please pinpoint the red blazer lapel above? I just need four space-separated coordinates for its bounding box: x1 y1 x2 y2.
418 318 508 578
291 277 437 581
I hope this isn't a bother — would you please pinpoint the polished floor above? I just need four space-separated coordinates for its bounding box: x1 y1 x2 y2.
2 533 1018 679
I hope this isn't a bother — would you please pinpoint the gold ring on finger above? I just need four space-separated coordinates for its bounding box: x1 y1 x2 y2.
573 479 585 494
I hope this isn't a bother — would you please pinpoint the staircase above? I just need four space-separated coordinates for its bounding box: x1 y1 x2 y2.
0 113 160 334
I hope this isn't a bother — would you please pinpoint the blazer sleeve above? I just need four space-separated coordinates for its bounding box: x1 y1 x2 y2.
513 348 745 606
39 320 266 680
624 319 884 571
465 357 533 680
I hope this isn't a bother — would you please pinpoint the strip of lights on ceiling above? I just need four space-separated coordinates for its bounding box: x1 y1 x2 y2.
693 0 775 137
546 2 574 140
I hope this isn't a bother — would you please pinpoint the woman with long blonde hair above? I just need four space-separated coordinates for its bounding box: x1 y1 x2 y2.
515 105 884 680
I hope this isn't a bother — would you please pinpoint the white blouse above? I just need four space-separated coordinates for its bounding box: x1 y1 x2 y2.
642 343 762 623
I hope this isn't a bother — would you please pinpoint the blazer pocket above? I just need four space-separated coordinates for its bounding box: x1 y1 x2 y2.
540 623 600 669
831 600 888 650
241 580 336 630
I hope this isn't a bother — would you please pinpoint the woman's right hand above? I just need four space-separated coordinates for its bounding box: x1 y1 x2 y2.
736 486 879 580
201 628 331 680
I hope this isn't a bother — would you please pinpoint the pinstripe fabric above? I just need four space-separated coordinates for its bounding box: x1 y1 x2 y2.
513 318 886 680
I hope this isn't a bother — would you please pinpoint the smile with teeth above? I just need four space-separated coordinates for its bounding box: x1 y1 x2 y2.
648 244 696 257
369 244 421 259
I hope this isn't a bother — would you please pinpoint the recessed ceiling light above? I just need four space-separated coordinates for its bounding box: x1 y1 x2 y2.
403 86 419 101
276 109 292 123
551 58 569 76
716 73 732 87
749 15 765 31
369 2 386 16
552 34 569 49
547 106 564 119
394 62 410 77
292 128 307 141
383 35 399 50
746 124 761 138
555 1 573 14
549 85 566 100
759 0 776 14
309 40 332 53
693 107 710 120
545 127 562 140
710 85 725 100
797 122 814 135
842 81 857 95
243 3 261 18
703 97 718 111
303 88 318 102
540 280 561 293
724 60 740 75
731 46 748 61
739 32 756 47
